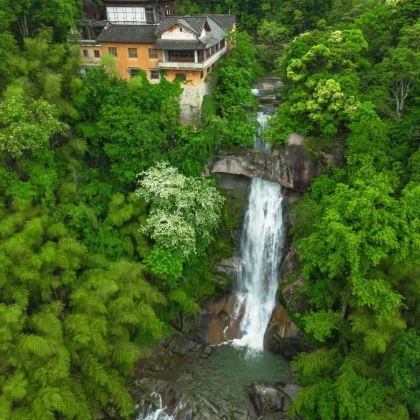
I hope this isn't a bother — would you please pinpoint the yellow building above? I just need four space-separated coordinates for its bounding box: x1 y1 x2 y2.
79 0 235 122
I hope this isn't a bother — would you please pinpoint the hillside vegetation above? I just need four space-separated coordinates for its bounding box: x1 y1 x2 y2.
0 0 419 418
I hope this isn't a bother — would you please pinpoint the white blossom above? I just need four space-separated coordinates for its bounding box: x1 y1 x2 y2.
136 162 224 257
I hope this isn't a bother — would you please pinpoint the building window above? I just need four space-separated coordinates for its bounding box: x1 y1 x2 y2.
83 49 89 57
94 50 100 58
200 71 204 79
148 48 158 59
145 7 155 24
220 39 226 49
175 72 186 82
128 48 138 58
128 67 140 77
108 47 117 56
149 69 160 80
179 27 183 32
107 6 146 24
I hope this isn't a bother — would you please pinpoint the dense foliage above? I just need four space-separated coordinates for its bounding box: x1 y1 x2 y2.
0 3 258 417
255 0 419 418
0 0 419 418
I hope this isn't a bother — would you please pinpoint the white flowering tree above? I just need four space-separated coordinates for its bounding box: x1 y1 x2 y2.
136 162 224 281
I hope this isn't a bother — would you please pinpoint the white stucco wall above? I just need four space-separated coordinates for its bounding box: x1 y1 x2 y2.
161 25 196 40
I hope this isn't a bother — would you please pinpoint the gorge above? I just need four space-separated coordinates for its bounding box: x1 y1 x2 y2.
136 77 300 419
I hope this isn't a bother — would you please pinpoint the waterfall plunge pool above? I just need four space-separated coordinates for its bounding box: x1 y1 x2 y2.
137 345 291 419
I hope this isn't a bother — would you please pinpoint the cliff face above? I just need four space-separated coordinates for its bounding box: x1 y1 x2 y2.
205 134 341 193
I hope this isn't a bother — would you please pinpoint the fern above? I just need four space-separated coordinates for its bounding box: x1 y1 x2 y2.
292 348 342 385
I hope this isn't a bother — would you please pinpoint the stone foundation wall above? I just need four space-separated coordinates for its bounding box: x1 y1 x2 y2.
180 80 213 125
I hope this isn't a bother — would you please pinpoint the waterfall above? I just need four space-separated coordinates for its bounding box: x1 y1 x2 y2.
254 112 271 152
142 408 172 420
233 110 285 351
140 394 176 420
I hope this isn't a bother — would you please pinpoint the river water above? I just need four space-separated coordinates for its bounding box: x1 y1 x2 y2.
140 80 286 419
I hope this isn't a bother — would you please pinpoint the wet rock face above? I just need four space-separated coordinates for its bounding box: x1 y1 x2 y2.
216 257 245 277
264 304 305 359
197 293 244 345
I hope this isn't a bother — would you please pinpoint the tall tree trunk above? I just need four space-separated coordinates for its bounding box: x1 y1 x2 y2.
390 80 412 118
17 14 30 39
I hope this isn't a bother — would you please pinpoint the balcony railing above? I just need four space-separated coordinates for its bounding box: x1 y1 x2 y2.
159 46 227 70
168 56 195 63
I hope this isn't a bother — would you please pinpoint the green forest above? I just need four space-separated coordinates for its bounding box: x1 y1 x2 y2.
0 0 419 419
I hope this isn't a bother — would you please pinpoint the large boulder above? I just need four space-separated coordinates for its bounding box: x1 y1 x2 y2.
248 383 294 419
168 335 203 356
196 293 244 345
264 304 304 359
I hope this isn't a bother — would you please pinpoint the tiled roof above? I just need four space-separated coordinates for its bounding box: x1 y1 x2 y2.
154 15 235 37
155 39 205 50
97 24 157 43
201 17 227 46
155 16 207 36
208 14 236 32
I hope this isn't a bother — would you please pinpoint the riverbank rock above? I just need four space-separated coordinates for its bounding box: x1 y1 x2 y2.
248 383 294 418
264 304 304 359
134 377 253 420
196 293 244 345
168 335 202 356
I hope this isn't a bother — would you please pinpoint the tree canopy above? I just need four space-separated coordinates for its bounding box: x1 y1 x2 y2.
0 0 419 418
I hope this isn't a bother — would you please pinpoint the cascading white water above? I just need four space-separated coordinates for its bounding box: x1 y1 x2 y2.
233 110 285 351
140 394 177 420
254 112 271 152
142 408 172 420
